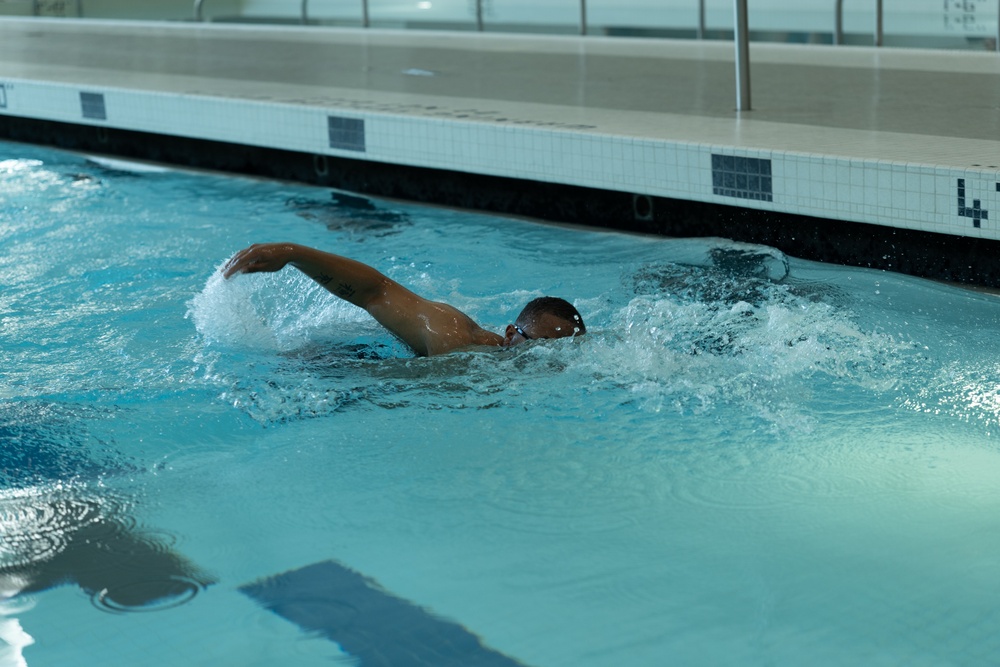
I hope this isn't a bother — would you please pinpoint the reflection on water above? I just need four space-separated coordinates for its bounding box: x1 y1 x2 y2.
0 402 130 489
0 402 214 627
0 487 213 612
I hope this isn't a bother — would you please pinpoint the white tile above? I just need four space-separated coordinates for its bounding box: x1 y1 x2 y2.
6 23 1000 240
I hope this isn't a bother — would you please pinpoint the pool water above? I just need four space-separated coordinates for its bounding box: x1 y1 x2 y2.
2 140 1000 666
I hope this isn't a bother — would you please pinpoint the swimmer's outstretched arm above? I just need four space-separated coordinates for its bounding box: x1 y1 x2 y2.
224 243 388 308
223 243 502 356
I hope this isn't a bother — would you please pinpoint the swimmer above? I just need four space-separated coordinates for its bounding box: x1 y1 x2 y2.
223 243 585 356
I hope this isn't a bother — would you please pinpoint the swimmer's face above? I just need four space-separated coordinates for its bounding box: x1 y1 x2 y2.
503 312 583 347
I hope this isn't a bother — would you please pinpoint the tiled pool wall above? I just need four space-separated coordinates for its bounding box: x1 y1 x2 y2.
3 77 1000 285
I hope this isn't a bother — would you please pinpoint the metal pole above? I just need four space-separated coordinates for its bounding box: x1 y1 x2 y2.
301 0 308 24
698 0 706 39
834 0 843 45
194 0 204 21
580 0 587 35
362 0 369 27
476 0 484 31
734 0 751 111
874 0 883 46
996 0 1000 52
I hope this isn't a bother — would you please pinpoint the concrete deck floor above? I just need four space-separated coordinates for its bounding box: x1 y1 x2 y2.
2 19 999 164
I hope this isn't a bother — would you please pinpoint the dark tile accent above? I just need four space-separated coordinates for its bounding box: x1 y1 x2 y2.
0 85 6 110
79 92 106 121
328 115 365 152
958 178 988 227
9 116 1000 287
712 154 773 202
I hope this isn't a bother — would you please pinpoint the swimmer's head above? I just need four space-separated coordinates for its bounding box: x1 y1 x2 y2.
503 296 586 346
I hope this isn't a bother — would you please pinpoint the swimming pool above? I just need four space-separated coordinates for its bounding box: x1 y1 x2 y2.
2 139 1000 666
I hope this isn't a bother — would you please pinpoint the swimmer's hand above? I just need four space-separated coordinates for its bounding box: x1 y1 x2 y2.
223 243 297 279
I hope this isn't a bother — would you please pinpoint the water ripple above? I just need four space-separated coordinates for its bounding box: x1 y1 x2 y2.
0 486 128 569
472 448 655 536
91 575 206 614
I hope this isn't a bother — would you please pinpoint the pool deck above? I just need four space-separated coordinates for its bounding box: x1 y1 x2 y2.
2 17 1000 245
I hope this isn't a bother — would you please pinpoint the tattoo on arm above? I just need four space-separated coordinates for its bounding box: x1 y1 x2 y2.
317 273 333 285
336 283 356 299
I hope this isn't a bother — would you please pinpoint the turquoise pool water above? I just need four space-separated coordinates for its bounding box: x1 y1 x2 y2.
2 140 1000 666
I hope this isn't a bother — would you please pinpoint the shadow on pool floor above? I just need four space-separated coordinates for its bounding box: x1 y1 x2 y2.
241 559 532 667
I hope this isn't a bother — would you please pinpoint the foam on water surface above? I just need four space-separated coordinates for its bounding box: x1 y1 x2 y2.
185 235 919 432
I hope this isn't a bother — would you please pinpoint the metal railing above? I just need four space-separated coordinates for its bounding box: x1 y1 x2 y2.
835 0 884 47
186 0 988 113
734 0 750 111
186 0 706 38
184 0 998 55
875 0 883 46
24 0 991 116
20 0 997 118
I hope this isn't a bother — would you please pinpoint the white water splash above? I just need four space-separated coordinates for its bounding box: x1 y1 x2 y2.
0 609 33 667
577 268 916 428
187 264 368 353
